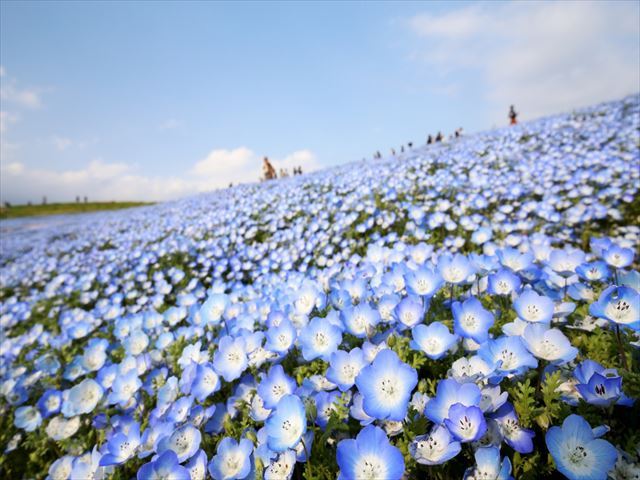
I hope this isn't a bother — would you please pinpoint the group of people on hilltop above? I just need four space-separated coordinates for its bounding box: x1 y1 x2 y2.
426 127 464 145
260 106 520 179
261 157 303 181
371 106 519 161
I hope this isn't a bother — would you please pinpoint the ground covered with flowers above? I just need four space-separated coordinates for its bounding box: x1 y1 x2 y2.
1 95 639 480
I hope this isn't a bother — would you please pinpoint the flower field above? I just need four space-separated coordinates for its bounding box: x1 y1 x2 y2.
1 95 639 479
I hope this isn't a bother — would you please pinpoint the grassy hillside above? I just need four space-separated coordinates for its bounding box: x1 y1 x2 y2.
0 201 154 219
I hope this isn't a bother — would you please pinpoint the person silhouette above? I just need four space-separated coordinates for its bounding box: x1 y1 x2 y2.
509 105 518 125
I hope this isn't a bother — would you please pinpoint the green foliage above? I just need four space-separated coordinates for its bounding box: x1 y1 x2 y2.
535 370 571 430
0 201 154 220
294 359 328 386
510 378 540 429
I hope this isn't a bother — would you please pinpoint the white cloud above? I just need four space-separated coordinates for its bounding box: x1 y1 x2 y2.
0 82 42 109
0 147 320 203
408 2 640 123
52 135 73 151
0 67 43 109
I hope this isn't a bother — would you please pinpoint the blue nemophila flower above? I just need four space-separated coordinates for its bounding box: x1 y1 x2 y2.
314 390 342 428
266 394 307 452
139 421 174 459
546 414 617 480
522 323 578 365
293 282 325 316
326 348 367 392
81 338 108 372
157 424 202 462
479 385 508 414
250 391 272 422
602 244 634 269
137 450 191 480
341 303 380 338
497 247 534 272
157 376 179 406
207 437 253 480
491 403 535 453
589 286 639 330
487 268 522 296
377 293 401 323
471 227 493 245
575 261 610 282
355 349 417 421
463 446 513 480
449 356 493 383
213 336 248 382
264 318 297 354
452 297 494 344
513 289 554 323
263 450 296 480
298 316 342 361
547 248 586 277
190 363 221 402
336 425 404 480
444 403 487 442
258 364 297 409
349 392 374 426
199 293 229 326
37 389 62 418
411 322 458 360
410 424 461 465
478 336 538 377
167 396 194 423
573 360 632 407
48 456 74 480
14 405 42 432
425 378 482 424
108 369 142 407
186 449 207 480
70 447 109 479
393 295 426 329
404 266 444 297
61 378 104 417
438 253 475 285
100 423 141 466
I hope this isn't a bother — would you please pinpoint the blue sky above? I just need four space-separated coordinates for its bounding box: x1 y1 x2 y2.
1 1 638 203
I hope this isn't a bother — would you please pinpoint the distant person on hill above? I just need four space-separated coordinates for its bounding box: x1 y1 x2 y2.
408 142 413 149
435 132 443 142
509 105 518 125
427 135 433 145
262 157 277 180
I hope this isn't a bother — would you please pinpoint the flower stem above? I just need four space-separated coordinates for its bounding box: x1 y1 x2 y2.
301 437 312 478
615 324 629 370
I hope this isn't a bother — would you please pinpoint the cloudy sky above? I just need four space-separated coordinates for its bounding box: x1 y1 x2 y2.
1 1 638 203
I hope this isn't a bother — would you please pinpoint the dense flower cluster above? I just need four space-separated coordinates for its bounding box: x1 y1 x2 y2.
1 95 639 479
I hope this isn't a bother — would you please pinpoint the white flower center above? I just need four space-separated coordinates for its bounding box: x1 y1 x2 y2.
606 300 631 322
525 304 540 320
463 314 477 329
314 332 328 347
499 349 516 370
221 452 242 477
378 377 401 403
355 455 386 480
